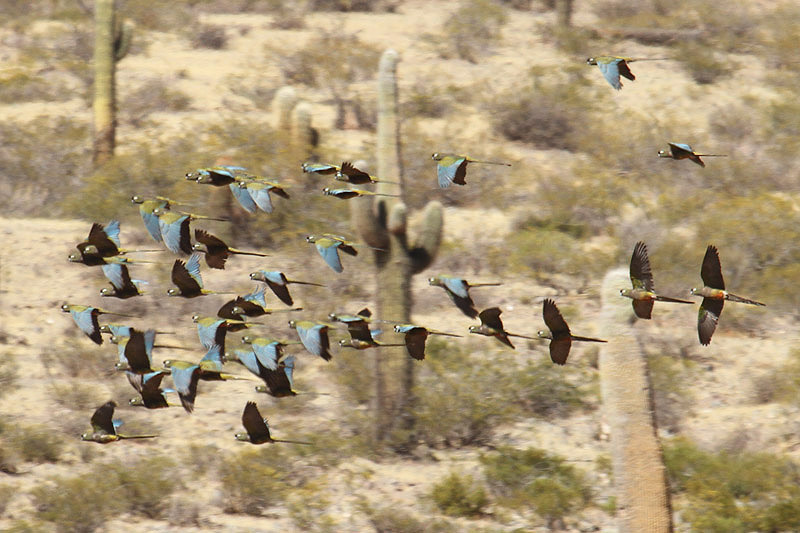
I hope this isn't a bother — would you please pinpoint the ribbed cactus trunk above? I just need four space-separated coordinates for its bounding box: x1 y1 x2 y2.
599 268 673 532
353 50 442 446
92 0 131 167
93 0 116 166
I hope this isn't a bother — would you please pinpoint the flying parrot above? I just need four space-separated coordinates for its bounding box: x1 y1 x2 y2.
431 153 510 188
469 307 535 349
537 299 607 365
620 241 693 319
657 142 727 167
690 244 765 345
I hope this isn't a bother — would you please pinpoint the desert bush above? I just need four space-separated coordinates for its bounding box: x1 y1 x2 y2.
5 423 63 463
32 471 124 533
0 117 90 218
190 24 228 49
0 483 15 515
105 455 181 519
122 78 192 126
49 382 105 411
510 358 595 419
503 216 619 284
268 30 380 129
488 66 599 150
647 353 695 432
121 1 199 32
757 3 800 71
0 353 18 398
286 480 336 532
219 447 291 515
590 0 754 50
411 339 518 447
430 471 489 517
40 341 111 379
752 348 800 405
430 0 507 63
306 0 397 11
361 502 456 533
0 70 75 104
664 437 800 532
481 446 592 527
401 82 452 119
675 41 732 85
691 193 800 309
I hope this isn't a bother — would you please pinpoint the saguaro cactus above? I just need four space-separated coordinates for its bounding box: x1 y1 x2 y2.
599 268 673 532
352 49 443 445
93 0 132 166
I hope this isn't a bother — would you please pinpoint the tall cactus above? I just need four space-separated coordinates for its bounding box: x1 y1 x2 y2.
599 268 673 532
352 49 443 445
92 0 132 166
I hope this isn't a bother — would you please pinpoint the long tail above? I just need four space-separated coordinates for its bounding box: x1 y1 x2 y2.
572 335 608 343
153 344 193 350
288 279 326 287
230 249 269 257
631 57 670 62
262 308 303 314
430 331 463 338
182 212 230 222
106 311 140 318
694 154 728 157
273 438 313 445
654 295 694 304
470 282 502 288
374 193 400 197
376 342 407 347
507 332 537 340
219 373 252 381
470 159 511 167
120 434 158 439
726 293 766 306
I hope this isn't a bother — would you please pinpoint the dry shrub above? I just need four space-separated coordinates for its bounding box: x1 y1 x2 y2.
190 24 228 49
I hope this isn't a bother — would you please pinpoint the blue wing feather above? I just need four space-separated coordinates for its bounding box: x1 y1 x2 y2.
316 242 343 273
597 61 622 90
229 183 257 213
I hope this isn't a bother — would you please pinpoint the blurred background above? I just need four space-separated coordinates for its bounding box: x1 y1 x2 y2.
1 0 799 531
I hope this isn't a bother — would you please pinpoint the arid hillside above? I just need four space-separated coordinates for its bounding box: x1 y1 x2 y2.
2 1 800 532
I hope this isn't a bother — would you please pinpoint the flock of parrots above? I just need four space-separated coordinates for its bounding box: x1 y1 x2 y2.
61 54 764 445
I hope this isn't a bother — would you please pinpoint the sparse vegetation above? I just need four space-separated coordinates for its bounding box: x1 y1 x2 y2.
31 471 124 533
105 456 182 519
430 471 489 517
219 447 292 515
190 24 228 49
481 446 592 527
430 0 507 63
664 437 800 532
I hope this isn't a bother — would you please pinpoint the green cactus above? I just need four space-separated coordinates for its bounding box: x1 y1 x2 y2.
93 0 133 167
352 49 443 445
598 268 673 532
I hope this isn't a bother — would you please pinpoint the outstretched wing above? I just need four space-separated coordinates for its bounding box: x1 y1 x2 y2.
630 241 654 292
700 245 724 290
478 307 505 331
542 299 570 339
242 401 271 442
698 298 723 346
90 401 117 435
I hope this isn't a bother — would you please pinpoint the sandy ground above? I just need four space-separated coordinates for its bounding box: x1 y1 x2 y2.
1 1 799 531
